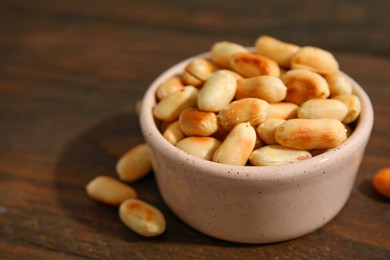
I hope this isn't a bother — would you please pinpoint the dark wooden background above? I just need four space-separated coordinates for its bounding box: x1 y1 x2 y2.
0 0 389 259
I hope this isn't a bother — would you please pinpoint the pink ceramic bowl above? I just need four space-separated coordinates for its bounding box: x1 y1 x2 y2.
139 52 374 244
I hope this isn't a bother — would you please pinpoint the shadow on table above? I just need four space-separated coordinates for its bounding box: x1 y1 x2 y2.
54 112 242 247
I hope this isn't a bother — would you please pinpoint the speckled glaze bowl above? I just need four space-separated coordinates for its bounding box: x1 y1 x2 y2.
139 52 374 244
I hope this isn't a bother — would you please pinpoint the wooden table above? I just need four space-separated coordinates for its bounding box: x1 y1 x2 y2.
1 1 389 259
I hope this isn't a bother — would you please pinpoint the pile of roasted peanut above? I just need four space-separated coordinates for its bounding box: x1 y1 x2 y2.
153 35 361 166
85 36 372 238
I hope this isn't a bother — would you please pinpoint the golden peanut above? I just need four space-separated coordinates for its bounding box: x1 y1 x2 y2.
213 122 257 166
333 94 361 124
290 46 339 75
235 76 287 103
267 102 299 120
298 98 348 121
162 121 186 145
373 168 390 198
281 69 330 105
256 118 286 145
183 58 215 87
178 108 218 136
275 119 347 150
249 145 312 166
119 199 166 237
185 58 215 81
229 52 280 77
153 86 198 122
210 41 249 69
218 98 270 131
182 72 203 88
116 144 152 182
86 176 137 206
324 73 353 97
176 137 221 160
255 35 300 68
218 69 243 80
156 76 184 100
197 70 236 112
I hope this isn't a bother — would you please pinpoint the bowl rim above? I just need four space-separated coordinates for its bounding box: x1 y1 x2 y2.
140 50 374 182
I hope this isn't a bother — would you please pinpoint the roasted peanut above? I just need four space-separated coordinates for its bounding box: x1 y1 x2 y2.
153 86 198 122
373 168 390 198
176 137 221 160
249 145 312 166
256 118 286 145
235 76 287 103
182 58 215 87
333 94 361 124
116 144 152 182
218 69 243 80
86 176 137 206
218 98 270 131
156 76 184 100
281 69 330 105
119 199 166 237
213 122 257 166
211 41 248 69
324 73 353 97
162 121 186 145
298 98 348 121
267 102 299 119
178 108 218 136
290 46 339 75
229 52 280 77
197 70 236 112
255 35 300 68
275 119 347 150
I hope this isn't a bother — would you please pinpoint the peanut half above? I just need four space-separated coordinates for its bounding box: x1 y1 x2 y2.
197 70 236 112
281 69 330 105
255 35 300 68
275 119 347 150
116 143 152 182
178 108 218 137
297 98 348 121
156 76 184 101
119 199 166 237
290 46 339 75
267 102 299 120
235 75 287 103
213 122 256 166
182 58 215 87
333 94 361 124
229 52 280 77
218 98 270 131
176 137 221 160
153 86 198 122
324 73 353 97
86 176 137 206
256 118 286 145
249 145 312 166
162 121 186 145
211 41 248 69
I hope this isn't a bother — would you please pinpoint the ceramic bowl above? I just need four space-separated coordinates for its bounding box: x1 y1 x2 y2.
139 52 374 244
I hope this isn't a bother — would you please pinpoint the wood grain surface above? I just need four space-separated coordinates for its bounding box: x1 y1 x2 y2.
0 0 389 259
